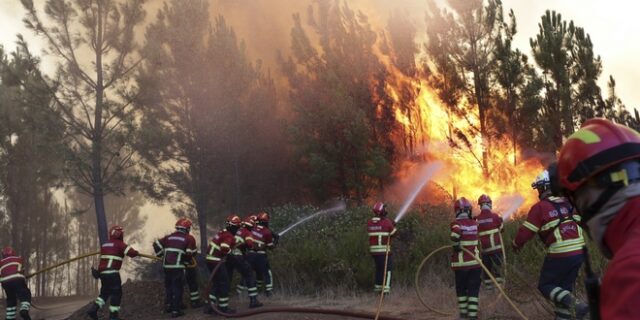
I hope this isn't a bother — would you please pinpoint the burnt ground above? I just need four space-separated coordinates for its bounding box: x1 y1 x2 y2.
59 279 552 320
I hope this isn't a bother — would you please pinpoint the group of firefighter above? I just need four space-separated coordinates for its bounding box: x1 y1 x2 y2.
83 212 277 320
367 118 640 319
2 118 640 320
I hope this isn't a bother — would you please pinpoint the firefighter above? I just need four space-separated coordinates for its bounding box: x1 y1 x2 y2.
249 212 276 296
185 257 202 308
0 247 31 320
450 197 482 320
475 194 504 289
154 218 197 318
367 202 397 295
204 215 242 314
87 226 139 320
556 118 640 318
228 215 263 307
512 168 588 320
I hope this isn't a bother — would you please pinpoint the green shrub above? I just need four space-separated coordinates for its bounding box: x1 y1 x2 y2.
264 204 606 295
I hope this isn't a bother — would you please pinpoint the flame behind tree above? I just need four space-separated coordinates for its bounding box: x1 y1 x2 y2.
372 0 545 210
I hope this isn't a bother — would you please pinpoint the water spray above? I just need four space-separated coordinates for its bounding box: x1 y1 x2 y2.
498 195 525 220
277 201 347 237
394 161 444 223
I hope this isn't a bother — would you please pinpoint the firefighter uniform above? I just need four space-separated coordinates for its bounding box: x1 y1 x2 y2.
155 219 197 317
88 226 139 320
205 227 236 313
0 248 31 320
450 200 481 320
475 206 504 288
513 196 586 320
228 225 262 306
248 224 274 295
367 207 397 295
185 257 202 307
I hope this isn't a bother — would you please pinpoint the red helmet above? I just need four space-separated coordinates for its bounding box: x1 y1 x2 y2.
477 194 492 205
175 217 193 230
109 225 124 240
454 197 472 214
2 247 16 258
372 202 386 216
242 215 256 228
226 214 242 227
558 118 640 192
257 212 270 223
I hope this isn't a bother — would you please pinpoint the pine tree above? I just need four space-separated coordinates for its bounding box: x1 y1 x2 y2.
20 0 146 244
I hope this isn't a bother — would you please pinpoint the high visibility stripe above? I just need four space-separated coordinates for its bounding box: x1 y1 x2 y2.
165 248 186 254
523 221 539 232
208 242 218 256
0 273 25 282
369 246 390 253
109 305 120 312
368 232 391 236
459 240 478 246
478 229 500 236
20 301 31 311
390 228 398 236
220 243 231 249
483 244 503 252
124 246 132 256
100 270 119 274
467 297 478 302
96 297 105 307
0 262 21 273
206 256 221 261
450 232 460 238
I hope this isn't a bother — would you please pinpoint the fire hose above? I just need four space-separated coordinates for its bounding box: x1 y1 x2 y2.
414 245 529 319
202 253 404 320
24 251 160 310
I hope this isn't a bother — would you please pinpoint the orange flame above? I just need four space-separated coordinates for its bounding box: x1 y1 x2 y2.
378 57 544 217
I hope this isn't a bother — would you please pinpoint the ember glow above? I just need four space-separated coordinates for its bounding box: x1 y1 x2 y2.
379 61 544 217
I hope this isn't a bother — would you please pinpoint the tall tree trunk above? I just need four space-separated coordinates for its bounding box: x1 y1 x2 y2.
195 196 208 253
473 68 490 177
93 1 108 244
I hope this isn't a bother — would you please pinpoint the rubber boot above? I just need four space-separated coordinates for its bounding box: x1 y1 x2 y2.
249 296 263 308
171 309 185 318
191 299 203 308
109 311 120 320
203 304 214 315
19 310 31 320
219 306 236 314
575 302 589 320
87 303 99 320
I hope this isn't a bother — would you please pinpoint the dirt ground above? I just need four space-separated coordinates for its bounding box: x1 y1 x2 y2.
57 279 551 320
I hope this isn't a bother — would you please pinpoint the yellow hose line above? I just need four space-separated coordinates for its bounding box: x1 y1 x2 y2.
374 238 392 320
26 251 100 279
414 245 528 320
26 251 161 279
138 253 162 261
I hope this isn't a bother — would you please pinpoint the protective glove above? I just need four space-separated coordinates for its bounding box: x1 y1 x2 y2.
91 267 100 279
273 233 280 246
453 243 462 252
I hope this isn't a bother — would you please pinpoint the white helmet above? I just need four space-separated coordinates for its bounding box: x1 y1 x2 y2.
531 170 551 190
